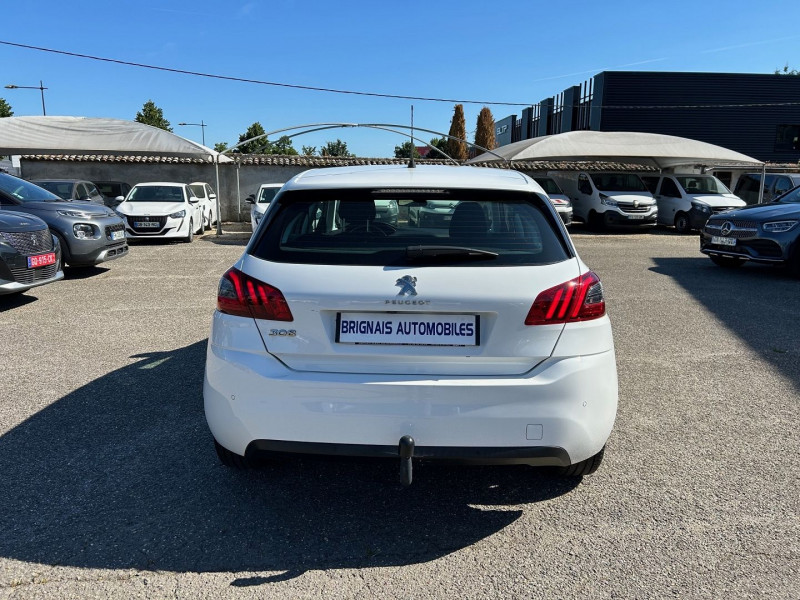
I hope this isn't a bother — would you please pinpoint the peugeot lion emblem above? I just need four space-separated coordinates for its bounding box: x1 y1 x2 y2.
720 221 733 236
395 275 418 296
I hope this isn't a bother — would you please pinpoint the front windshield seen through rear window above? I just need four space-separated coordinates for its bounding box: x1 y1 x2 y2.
0 174 61 203
676 176 730 195
258 187 280 203
590 173 648 192
34 181 74 199
250 188 571 267
533 177 564 195
127 186 186 202
777 186 800 203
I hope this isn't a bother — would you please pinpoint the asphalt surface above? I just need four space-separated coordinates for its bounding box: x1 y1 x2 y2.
0 225 797 599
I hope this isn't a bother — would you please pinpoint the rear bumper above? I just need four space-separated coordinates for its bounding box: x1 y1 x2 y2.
204 320 618 465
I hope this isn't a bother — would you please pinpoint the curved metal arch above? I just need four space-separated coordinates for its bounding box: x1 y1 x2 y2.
221 122 509 164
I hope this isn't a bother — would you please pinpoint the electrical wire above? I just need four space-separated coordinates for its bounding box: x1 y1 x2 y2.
3 39 798 110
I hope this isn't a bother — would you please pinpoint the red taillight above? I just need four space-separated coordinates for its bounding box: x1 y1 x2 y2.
217 267 293 321
525 271 605 325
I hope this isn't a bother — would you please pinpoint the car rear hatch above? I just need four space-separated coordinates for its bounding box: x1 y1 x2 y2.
240 256 580 376
235 186 580 377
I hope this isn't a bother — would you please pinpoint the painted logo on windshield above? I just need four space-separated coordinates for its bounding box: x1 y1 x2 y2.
395 275 417 296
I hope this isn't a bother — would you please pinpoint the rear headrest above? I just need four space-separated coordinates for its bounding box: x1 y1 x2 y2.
339 200 376 223
449 201 488 239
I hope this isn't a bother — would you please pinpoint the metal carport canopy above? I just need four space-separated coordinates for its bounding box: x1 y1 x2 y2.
467 130 764 170
0 116 230 160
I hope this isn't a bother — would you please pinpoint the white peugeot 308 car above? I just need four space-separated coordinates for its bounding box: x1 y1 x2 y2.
204 165 618 484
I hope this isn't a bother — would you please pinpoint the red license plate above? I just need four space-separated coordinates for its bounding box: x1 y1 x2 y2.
28 252 56 268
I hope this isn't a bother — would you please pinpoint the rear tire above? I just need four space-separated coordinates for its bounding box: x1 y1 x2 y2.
559 446 605 477
214 440 252 469
710 255 744 268
674 212 691 234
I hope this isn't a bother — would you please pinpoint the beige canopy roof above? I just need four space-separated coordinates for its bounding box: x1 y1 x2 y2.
468 130 763 170
0 116 230 162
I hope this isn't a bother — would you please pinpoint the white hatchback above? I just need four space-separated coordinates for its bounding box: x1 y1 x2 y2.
204 165 618 484
116 182 204 242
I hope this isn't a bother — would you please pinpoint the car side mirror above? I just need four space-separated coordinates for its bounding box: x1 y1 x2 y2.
245 195 255 204
189 199 199 204
209 194 217 200
115 196 125 203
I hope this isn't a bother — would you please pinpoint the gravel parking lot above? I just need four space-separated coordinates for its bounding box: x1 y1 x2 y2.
1 226 797 599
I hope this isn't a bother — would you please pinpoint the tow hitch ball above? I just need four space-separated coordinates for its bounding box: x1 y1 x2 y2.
399 435 415 486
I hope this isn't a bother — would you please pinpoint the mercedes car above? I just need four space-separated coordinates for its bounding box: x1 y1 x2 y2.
204 165 618 484
700 183 800 276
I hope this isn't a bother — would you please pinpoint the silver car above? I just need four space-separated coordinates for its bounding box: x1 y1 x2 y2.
0 174 128 267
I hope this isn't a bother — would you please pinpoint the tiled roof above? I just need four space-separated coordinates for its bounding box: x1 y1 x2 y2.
21 154 211 164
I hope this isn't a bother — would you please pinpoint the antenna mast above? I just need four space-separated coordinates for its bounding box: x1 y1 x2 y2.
408 105 415 168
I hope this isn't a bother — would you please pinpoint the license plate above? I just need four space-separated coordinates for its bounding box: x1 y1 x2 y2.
627 214 645 220
712 236 736 246
111 230 125 240
337 312 479 346
28 252 56 268
134 221 161 228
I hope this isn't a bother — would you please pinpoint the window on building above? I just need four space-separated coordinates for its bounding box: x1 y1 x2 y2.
775 125 800 152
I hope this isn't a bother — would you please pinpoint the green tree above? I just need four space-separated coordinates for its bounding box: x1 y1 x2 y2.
428 137 448 157
0 98 13 118
236 122 269 153
775 64 799 75
135 100 172 131
270 135 299 155
214 142 229 153
474 107 496 151
301 145 317 156
320 139 354 157
446 104 468 161
394 140 421 159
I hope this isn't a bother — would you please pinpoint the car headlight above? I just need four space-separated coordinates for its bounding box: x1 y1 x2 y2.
691 201 712 213
598 193 617 207
762 220 798 233
73 223 96 239
169 210 186 219
58 210 89 218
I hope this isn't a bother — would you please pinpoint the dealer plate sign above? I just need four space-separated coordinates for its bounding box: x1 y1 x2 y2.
336 312 479 346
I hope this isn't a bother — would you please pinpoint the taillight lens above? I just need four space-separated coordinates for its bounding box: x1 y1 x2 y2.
525 271 605 325
217 267 293 321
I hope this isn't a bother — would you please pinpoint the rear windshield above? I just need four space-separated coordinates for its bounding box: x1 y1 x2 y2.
249 188 571 267
590 173 648 192
533 177 564 195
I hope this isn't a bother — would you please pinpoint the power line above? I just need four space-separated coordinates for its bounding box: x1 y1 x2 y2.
4 39 798 111
0 39 530 107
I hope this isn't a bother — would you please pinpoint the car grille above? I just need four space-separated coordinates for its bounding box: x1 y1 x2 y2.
617 203 651 213
711 206 736 215
127 215 167 232
704 220 758 238
0 229 54 255
10 262 59 285
105 222 125 240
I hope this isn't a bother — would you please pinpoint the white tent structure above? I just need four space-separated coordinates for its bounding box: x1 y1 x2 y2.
468 130 763 169
468 130 767 201
0 116 231 232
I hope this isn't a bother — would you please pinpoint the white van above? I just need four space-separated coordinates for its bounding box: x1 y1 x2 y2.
641 174 746 233
549 171 657 229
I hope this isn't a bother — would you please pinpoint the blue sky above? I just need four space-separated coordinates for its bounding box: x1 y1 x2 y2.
2 0 798 157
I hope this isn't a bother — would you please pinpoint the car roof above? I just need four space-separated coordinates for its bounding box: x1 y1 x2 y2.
30 179 88 184
283 165 544 194
258 183 284 189
132 182 187 187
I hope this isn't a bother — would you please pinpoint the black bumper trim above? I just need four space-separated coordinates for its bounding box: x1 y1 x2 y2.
246 439 571 466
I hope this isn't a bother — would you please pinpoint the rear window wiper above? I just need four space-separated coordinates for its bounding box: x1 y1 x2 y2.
405 245 499 261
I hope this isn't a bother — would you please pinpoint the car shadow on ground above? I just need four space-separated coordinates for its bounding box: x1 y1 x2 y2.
0 340 579 581
0 292 38 311
63 265 110 280
650 256 800 391
199 231 251 246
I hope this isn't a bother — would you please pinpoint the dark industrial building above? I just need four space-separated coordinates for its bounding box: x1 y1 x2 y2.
495 71 800 164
